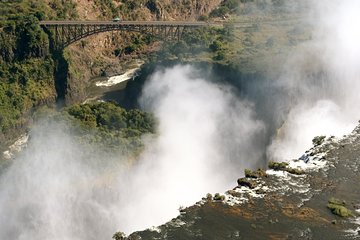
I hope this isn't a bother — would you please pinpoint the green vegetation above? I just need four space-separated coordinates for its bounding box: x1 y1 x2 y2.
112 231 126 240
312 136 326 146
244 168 267 178
29 102 156 158
268 161 289 171
327 198 353 218
213 193 225 201
237 177 257 189
159 25 233 62
0 0 311 151
268 161 305 175
0 0 80 143
0 7 56 139
64 102 156 156
156 0 311 74
66 102 155 133
48 0 78 20
210 0 239 18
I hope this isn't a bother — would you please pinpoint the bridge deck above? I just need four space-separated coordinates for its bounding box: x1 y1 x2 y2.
40 21 220 27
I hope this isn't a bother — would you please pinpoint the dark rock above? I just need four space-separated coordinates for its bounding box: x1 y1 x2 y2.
300 154 310 163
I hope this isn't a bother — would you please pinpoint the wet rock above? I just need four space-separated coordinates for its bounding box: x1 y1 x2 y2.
255 188 266 194
237 178 257 189
286 167 305 175
289 227 313 240
300 154 310 163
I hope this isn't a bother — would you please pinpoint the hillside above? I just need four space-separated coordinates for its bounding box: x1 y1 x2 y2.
0 0 222 149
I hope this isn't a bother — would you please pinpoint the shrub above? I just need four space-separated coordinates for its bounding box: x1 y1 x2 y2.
214 50 226 60
268 161 304 175
210 6 230 18
213 193 225 201
244 168 267 178
209 40 223 52
268 161 289 170
327 198 353 217
198 15 209 21
112 231 126 240
237 178 257 189
312 136 326 146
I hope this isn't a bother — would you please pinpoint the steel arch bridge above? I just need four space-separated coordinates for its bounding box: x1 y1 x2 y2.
40 21 218 50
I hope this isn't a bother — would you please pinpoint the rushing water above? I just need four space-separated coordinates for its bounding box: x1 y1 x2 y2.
84 60 144 104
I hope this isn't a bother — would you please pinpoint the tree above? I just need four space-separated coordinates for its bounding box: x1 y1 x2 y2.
209 40 223 52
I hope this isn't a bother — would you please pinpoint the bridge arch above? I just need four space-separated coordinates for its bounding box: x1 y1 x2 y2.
40 21 212 50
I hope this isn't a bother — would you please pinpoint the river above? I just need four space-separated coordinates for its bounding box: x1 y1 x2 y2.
84 60 144 104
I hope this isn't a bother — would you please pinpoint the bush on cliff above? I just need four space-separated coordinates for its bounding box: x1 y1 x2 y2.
64 102 156 156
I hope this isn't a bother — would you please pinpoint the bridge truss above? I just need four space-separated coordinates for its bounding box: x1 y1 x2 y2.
40 21 211 50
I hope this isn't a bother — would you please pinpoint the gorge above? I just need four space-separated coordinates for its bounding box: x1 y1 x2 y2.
1 0 360 239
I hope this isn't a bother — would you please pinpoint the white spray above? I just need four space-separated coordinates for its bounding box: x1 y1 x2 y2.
0 65 264 238
267 0 360 161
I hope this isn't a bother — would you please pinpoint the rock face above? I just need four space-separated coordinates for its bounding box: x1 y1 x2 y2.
125 125 360 239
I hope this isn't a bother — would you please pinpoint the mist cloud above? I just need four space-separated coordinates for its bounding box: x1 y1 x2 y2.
267 0 360 161
119 65 265 231
0 65 265 238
